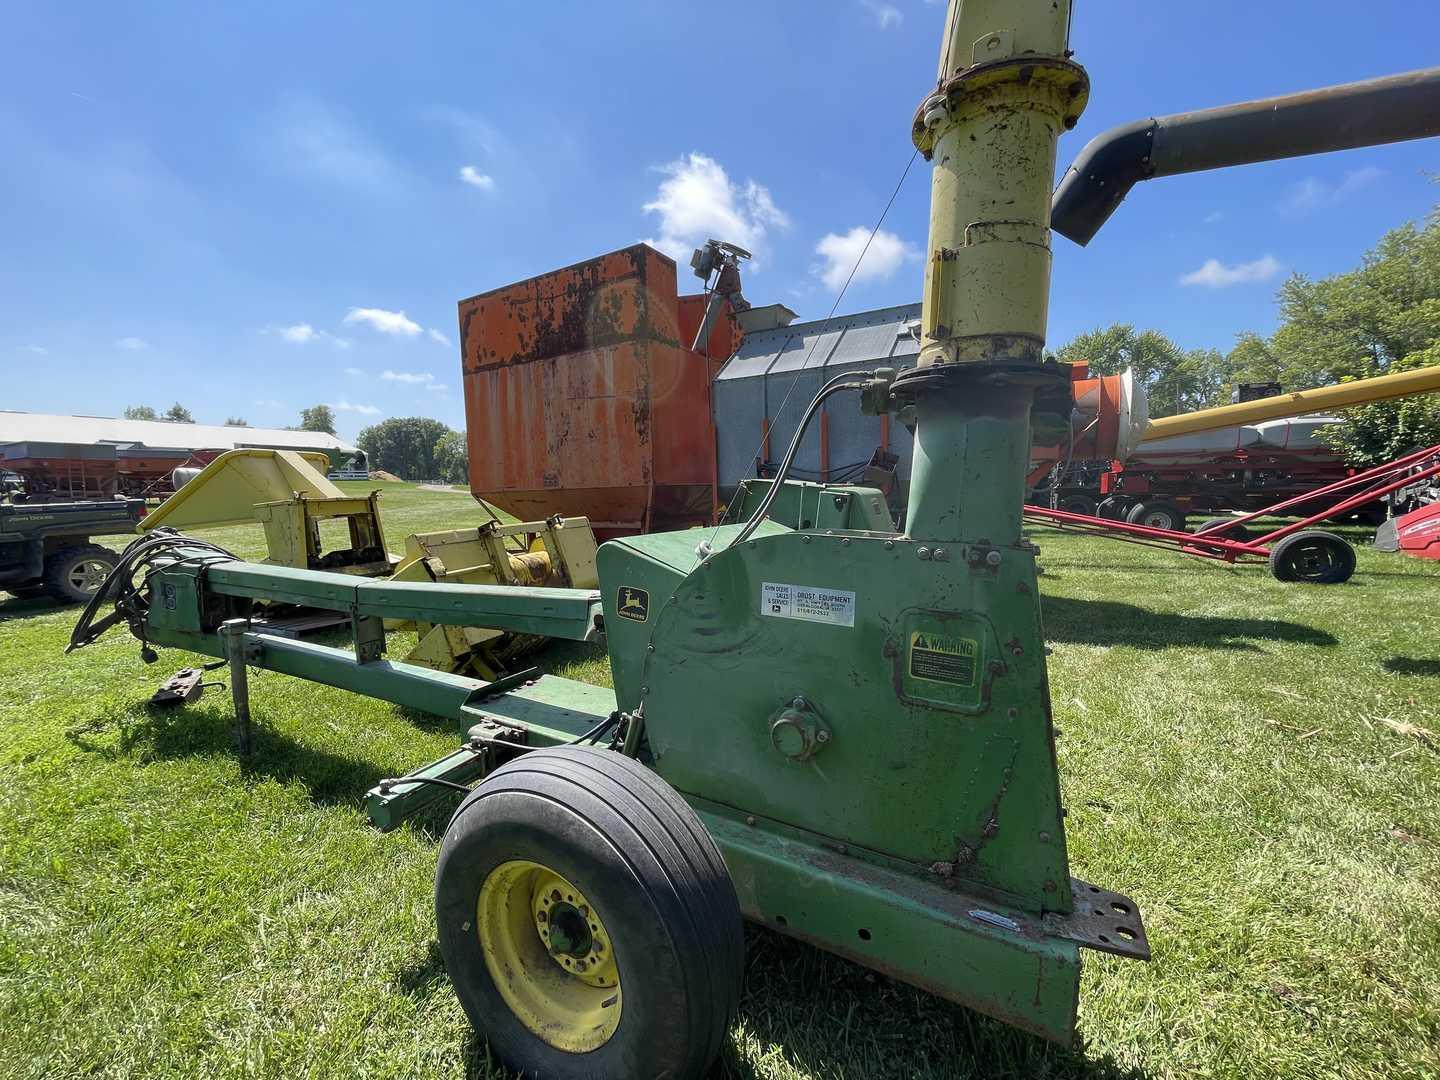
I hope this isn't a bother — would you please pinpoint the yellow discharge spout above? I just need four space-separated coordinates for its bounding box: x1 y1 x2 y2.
1140 363 1440 442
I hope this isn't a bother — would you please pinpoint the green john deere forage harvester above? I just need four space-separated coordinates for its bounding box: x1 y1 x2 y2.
69 3 1440 1076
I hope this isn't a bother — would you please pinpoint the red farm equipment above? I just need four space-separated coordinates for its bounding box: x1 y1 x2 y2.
1026 442 1440 583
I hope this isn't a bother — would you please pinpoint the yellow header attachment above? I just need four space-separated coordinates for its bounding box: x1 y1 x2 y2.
141 449 345 531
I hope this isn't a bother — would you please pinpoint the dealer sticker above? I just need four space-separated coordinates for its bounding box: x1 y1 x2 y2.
908 631 977 687
760 582 856 627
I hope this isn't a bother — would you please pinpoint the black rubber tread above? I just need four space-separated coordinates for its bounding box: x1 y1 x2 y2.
1193 516 1253 541
522 751 742 1077
435 746 742 1080
1125 499 1185 533
1060 494 1099 517
42 544 117 604
1268 529 1357 584
1096 496 1130 520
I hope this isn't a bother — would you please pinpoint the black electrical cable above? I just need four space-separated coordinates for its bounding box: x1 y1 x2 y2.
726 372 876 550
68 527 239 653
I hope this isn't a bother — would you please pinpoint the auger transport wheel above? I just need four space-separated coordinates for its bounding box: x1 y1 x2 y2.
434 746 743 1080
1268 529 1356 584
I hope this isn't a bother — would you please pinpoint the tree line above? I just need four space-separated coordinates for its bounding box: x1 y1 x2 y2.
1055 207 1440 467
356 418 468 484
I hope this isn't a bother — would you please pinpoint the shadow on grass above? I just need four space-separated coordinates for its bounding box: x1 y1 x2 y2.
715 926 1152 1080
1042 596 1336 651
66 703 387 806
1382 656 1440 677
415 923 1152 1080
0 592 75 623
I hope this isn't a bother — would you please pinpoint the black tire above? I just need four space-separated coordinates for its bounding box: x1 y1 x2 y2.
435 746 743 1080
1268 530 1356 584
6 585 49 599
1059 494 1098 517
1125 500 1186 533
43 544 117 604
1193 516 1253 542
1096 496 1130 520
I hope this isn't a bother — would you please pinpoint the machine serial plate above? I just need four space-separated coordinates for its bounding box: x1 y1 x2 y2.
908 632 977 686
760 582 856 627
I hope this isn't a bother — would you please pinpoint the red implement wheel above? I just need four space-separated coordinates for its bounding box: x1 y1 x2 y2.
1268 530 1356 584
1125 500 1186 533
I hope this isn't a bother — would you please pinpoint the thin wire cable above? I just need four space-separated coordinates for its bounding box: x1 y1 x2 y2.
696 149 920 564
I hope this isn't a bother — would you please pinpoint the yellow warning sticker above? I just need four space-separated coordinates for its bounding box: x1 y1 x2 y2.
908 631 977 687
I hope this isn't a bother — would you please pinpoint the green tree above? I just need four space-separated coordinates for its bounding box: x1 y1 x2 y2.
123 405 157 421
162 403 194 423
1055 324 1226 417
433 429 469 485
355 417 450 480
1222 209 1440 466
224 417 249 427
1319 348 1440 467
299 405 337 435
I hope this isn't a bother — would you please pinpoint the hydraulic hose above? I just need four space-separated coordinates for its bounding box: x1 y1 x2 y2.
728 371 875 549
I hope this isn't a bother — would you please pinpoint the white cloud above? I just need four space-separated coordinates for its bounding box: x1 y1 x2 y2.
812 226 918 292
424 383 447 393
459 165 495 191
344 307 422 337
25 344 47 355
859 0 902 28
642 152 789 264
1179 254 1282 288
1284 166 1384 214
343 366 364 376
1203 210 1225 225
264 323 351 348
381 370 435 384
116 336 149 351
279 323 318 343
330 399 382 415
427 327 452 347
270 100 397 188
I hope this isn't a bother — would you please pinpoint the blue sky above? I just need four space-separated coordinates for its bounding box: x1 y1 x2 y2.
2 1 1437 440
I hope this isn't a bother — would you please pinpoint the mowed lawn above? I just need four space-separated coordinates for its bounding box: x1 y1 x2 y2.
2 481 1437 1080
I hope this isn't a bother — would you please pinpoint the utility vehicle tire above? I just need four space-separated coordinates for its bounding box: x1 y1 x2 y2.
1126 500 1186 533
5 585 48 599
1096 496 1130 520
1060 494 1099 517
435 746 743 1080
1193 516 1253 542
43 544 117 603
1268 530 1356 584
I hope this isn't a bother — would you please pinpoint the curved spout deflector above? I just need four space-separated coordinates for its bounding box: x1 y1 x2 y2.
1052 67 1440 246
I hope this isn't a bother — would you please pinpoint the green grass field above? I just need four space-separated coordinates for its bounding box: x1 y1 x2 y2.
2 481 1437 1079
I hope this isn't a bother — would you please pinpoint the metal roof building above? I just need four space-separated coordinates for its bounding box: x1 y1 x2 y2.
0 412 359 456
714 302 922 498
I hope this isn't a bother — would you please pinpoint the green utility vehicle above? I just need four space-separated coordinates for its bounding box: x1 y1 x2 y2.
0 499 143 601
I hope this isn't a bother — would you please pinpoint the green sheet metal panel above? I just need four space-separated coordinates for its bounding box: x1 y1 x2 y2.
603 525 1069 917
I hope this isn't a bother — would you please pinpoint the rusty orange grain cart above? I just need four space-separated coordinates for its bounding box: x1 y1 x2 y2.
458 244 741 539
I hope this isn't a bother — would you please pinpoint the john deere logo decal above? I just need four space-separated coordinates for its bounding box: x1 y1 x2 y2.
617 586 650 623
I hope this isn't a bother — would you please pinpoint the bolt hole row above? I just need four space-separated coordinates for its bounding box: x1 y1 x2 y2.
772 914 872 943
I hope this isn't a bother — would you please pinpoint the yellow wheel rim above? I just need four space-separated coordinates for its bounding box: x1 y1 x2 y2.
476 860 622 1052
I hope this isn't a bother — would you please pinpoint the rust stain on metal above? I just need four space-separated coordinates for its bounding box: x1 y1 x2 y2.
458 244 729 537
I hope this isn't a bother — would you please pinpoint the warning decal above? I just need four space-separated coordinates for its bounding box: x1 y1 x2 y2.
908 631 977 686
760 582 856 627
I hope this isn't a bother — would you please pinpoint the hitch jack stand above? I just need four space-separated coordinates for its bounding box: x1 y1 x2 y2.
220 618 253 754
